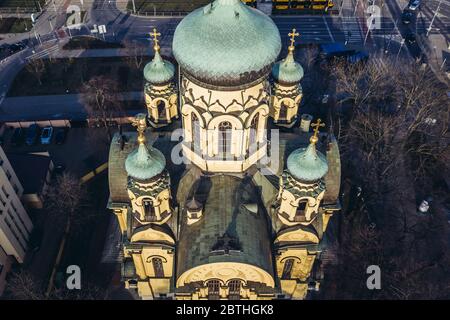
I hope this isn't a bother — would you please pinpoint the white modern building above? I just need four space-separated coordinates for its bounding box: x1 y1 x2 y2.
0 146 33 296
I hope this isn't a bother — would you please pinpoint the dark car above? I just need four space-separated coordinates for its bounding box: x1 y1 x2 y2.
10 127 24 146
25 124 40 146
54 127 67 145
8 43 25 54
53 163 66 175
408 0 421 11
402 11 414 24
405 32 416 44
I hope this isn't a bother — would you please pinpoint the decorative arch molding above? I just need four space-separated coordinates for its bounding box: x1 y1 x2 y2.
204 278 226 286
146 255 168 264
176 262 275 288
182 104 206 144
275 227 320 244
279 256 302 264
245 104 269 128
130 224 175 244
225 278 246 286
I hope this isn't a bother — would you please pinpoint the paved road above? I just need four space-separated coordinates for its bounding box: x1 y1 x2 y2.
2 0 448 123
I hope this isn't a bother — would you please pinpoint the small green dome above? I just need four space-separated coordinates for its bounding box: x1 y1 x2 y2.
287 143 328 182
143 51 175 84
272 50 304 84
125 143 166 181
173 0 281 86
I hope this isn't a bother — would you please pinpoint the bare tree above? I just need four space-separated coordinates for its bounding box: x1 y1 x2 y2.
26 58 46 86
50 281 109 300
44 173 86 297
81 76 123 140
5 270 45 300
45 172 85 227
327 56 450 299
123 40 147 70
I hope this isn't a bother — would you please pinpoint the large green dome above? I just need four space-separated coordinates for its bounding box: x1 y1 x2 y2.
172 0 281 87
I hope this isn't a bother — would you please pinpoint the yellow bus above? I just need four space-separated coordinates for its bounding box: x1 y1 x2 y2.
274 0 334 12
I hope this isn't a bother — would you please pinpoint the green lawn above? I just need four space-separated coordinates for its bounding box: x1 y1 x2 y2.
8 56 150 97
0 17 32 33
127 0 210 13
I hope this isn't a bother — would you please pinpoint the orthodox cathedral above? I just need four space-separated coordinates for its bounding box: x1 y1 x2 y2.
108 0 341 300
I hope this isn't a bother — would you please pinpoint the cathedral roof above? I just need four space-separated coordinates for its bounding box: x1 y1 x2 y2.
287 141 328 183
172 0 281 87
176 173 273 279
272 48 304 84
143 50 175 84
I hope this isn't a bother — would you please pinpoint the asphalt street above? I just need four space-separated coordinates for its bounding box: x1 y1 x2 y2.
0 0 448 122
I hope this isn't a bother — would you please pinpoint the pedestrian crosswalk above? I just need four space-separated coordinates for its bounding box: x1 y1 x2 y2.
342 16 364 45
27 42 60 61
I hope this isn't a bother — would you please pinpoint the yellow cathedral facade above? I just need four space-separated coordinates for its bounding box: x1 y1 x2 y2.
108 0 341 300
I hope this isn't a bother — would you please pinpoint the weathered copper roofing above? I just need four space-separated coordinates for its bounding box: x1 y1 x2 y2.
176 173 273 278
173 0 281 87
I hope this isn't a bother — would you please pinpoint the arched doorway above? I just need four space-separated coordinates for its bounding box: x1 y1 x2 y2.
207 279 220 300
156 100 166 121
281 258 294 279
279 101 288 120
142 198 156 219
152 257 164 278
228 279 241 300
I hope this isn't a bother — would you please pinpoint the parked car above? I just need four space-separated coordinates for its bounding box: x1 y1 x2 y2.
54 127 67 145
53 164 66 175
408 0 421 11
402 10 414 24
40 126 53 144
10 127 24 146
405 31 417 44
8 43 25 54
26 124 40 146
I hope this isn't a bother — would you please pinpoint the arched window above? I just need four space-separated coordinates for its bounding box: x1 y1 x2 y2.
296 200 308 219
279 101 288 119
207 280 220 300
152 257 164 278
218 121 232 158
156 100 166 120
228 279 241 300
281 258 294 279
192 112 201 151
142 198 155 218
249 114 259 151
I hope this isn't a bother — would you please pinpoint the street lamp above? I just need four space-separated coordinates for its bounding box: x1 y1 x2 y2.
426 0 443 37
396 39 405 61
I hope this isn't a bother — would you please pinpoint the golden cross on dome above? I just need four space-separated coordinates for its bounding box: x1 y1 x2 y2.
150 28 161 51
132 113 148 145
310 118 325 144
288 28 300 48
